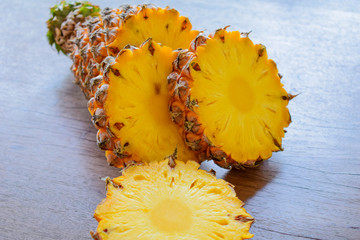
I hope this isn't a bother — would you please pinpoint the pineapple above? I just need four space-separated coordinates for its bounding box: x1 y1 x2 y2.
47 1 199 98
47 1 199 166
88 39 197 168
169 28 293 168
47 1 101 54
91 153 254 240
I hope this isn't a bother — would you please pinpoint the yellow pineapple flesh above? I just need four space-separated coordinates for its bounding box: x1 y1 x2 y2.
107 6 198 56
91 156 254 240
91 39 197 167
169 28 292 168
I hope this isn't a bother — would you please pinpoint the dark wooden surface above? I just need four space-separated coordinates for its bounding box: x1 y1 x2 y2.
1 0 360 239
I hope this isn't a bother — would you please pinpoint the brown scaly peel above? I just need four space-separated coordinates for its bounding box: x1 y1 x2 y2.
47 1 101 54
90 152 254 240
168 28 294 169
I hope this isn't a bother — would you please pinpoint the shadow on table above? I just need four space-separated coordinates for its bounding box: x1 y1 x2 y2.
200 159 279 202
224 160 279 202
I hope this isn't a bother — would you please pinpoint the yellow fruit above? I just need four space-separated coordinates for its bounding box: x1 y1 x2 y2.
169 28 293 168
107 5 198 57
91 154 254 240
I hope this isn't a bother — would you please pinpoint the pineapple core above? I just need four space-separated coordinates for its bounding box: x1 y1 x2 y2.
150 199 192 233
146 86 171 125
228 76 255 113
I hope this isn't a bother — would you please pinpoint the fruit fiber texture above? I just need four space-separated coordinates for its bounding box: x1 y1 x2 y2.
89 39 197 168
91 156 254 240
168 28 293 169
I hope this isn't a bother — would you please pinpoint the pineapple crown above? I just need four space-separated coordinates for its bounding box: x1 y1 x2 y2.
46 1 100 54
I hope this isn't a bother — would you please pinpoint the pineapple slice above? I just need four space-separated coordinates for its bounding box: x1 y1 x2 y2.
169 28 292 168
89 39 197 167
107 5 197 56
47 1 198 98
91 154 254 240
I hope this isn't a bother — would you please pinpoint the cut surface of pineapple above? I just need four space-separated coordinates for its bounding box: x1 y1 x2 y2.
169 29 292 168
92 158 254 240
107 6 198 56
91 39 197 167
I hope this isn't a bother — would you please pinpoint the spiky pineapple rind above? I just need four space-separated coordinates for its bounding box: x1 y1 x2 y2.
88 43 145 168
47 0 100 54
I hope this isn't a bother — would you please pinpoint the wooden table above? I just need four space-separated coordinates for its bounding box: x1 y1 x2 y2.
1 0 359 239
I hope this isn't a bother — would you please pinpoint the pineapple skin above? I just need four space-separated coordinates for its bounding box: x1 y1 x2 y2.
70 6 141 99
47 2 136 99
47 1 101 54
91 156 254 240
168 28 293 169
86 45 141 168
48 2 199 100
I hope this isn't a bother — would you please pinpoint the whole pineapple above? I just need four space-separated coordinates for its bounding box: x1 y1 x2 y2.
47 1 199 166
91 154 254 240
169 28 293 168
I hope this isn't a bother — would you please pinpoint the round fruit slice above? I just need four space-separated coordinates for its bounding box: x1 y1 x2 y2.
88 39 197 167
169 28 293 168
91 154 254 240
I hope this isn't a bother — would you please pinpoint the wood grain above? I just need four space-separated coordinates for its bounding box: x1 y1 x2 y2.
0 0 359 239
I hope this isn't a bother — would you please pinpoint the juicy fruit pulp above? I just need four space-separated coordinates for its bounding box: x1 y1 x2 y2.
91 158 254 240
190 31 290 162
169 29 292 168
102 40 196 165
107 6 198 56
